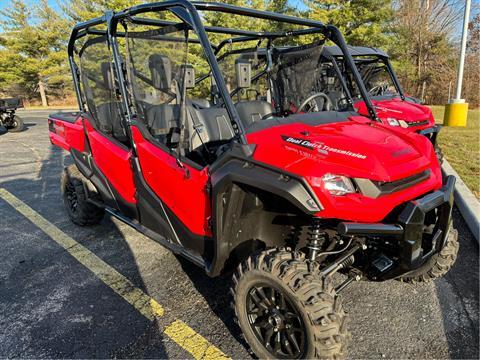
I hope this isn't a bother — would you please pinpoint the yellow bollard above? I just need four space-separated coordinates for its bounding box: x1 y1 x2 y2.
443 102 468 127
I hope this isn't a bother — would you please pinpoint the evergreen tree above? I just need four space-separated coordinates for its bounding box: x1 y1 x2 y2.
0 0 69 105
303 0 394 47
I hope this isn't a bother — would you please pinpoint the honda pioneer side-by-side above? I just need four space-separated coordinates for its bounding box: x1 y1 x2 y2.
319 46 443 159
48 2 459 358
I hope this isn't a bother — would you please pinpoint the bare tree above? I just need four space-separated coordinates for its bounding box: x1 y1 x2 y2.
391 0 464 104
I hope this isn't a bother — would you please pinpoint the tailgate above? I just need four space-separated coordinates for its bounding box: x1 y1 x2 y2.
48 112 86 152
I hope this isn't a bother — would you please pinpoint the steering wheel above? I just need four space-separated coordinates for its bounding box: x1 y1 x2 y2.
296 92 333 114
369 84 388 96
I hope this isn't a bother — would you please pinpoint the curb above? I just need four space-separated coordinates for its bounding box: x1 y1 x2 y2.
442 159 480 243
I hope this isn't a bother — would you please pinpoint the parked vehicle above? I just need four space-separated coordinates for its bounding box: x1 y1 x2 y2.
48 2 458 358
235 45 443 159
319 46 443 160
0 98 24 133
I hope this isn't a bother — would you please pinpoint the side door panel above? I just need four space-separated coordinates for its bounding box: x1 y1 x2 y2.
85 119 137 205
131 126 211 237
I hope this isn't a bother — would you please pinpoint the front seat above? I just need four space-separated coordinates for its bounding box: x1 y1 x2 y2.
235 100 274 129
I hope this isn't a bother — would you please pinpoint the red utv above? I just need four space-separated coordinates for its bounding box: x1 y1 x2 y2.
319 46 442 160
48 2 458 358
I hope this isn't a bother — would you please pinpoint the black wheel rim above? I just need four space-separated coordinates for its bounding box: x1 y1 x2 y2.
65 180 78 214
246 283 306 359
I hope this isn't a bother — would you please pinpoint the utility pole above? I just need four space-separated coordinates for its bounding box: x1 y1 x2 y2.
444 0 472 127
454 0 471 100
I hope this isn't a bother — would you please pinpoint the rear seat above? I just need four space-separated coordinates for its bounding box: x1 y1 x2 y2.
94 63 129 144
146 104 180 137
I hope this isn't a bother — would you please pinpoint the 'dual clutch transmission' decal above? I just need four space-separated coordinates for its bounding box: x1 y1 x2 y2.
281 136 367 159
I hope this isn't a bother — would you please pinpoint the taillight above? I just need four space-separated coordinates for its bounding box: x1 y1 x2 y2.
48 119 65 137
48 119 55 133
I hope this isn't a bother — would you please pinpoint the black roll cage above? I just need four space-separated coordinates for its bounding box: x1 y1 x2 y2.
358 56 406 101
324 50 406 101
67 0 379 148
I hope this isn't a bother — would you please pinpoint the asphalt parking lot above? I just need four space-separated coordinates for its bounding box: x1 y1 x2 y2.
0 110 479 359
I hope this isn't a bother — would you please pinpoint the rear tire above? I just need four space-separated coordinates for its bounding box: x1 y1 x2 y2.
7 115 24 132
400 226 459 283
232 249 348 359
61 165 104 226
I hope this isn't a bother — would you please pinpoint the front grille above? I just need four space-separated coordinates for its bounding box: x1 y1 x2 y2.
407 119 430 127
375 170 431 195
355 170 431 198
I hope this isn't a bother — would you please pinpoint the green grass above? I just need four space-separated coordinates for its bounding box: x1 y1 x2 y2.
430 105 480 199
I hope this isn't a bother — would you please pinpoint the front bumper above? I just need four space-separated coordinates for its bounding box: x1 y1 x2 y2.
338 175 455 280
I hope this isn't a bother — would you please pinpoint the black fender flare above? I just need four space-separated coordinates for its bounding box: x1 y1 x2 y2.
207 157 322 276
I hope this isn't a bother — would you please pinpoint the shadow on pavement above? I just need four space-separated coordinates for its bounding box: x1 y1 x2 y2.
175 255 248 348
0 145 169 358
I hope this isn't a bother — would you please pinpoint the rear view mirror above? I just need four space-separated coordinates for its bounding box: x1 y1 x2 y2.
235 59 251 89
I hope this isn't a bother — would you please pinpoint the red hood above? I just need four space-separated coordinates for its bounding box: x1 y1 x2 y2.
247 119 435 182
355 97 435 130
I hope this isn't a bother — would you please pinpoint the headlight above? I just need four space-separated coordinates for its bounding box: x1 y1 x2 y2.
387 118 409 128
322 173 356 196
387 117 400 126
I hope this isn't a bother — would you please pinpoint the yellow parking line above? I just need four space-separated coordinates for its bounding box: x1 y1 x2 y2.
0 188 229 360
165 320 230 359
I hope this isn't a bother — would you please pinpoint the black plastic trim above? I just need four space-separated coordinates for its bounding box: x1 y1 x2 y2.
49 112 81 123
354 170 431 198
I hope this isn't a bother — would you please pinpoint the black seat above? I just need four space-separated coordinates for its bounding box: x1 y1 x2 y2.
96 102 128 143
235 100 274 129
94 63 129 144
146 104 180 137
189 106 234 150
142 55 181 139
141 54 234 150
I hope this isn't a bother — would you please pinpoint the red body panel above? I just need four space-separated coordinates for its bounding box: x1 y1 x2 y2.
132 126 211 236
48 116 85 152
355 98 436 133
247 117 442 223
49 109 442 226
84 120 137 204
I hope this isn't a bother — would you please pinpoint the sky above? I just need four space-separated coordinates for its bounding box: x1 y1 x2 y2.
1 0 309 14
0 0 477 34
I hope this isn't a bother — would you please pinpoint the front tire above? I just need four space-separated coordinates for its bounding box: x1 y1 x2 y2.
232 249 348 359
400 226 459 283
61 165 104 226
7 115 24 132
